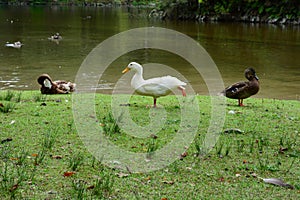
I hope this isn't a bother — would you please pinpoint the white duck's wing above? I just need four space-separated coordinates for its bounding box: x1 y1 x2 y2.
5 43 14 47
135 82 171 97
134 76 186 97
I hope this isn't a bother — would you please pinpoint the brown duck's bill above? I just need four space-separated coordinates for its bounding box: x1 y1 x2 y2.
122 67 130 74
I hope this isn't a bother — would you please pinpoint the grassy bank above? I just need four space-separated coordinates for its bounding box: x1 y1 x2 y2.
0 90 299 199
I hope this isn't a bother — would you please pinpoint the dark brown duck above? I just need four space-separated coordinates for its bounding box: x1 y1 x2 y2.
221 68 259 106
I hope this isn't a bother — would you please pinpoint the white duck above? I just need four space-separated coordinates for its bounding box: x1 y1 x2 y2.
5 41 23 48
122 62 186 107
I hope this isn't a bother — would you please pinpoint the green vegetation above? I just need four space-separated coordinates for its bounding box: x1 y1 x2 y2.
155 0 300 22
0 90 299 199
1 0 298 23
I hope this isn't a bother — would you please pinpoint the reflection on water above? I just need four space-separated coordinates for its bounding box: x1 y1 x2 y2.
0 6 299 100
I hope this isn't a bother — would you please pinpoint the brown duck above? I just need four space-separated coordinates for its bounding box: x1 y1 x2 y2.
221 68 259 106
37 74 76 94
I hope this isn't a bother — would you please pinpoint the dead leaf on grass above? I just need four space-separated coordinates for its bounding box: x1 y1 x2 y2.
1 137 12 144
119 103 131 106
279 147 288 154
218 177 225 182
162 180 175 185
180 151 188 160
51 155 63 159
223 128 244 134
116 172 129 178
87 185 95 190
10 184 18 192
63 171 76 177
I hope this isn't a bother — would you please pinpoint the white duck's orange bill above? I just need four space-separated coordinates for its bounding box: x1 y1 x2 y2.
122 67 130 74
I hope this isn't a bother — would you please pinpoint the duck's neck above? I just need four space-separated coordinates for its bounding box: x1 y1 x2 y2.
131 68 145 88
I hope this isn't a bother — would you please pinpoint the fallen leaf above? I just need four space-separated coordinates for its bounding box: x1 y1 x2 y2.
180 152 188 159
235 173 242 177
218 177 225 182
64 171 76 177
119 103 131 106
10 184 18 192
161 198 168 200
150 134 158 139
223 128 244 134
162 180 175 185
10 157 18 161
1 138 12 144
31 153 38 157
262 178 294 189
51 155 63 159
116 172 129 178
87 185 95 190
279 147 288 154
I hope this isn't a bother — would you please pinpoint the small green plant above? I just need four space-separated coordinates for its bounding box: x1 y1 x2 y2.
224 143 231 156
279 133 297 150
146 139 158 159
42 128 58 150
215 141 224 156
0 102 15 113
257 155 280 172
34 149 46 166
194 137 209 157
16 149 28 166
4 90 15 101
72 180 87 199
236 139 245 153
102 112 123 135
0 161 29 199
15 92 22 102
257 136 269 153
91 171 115 198
68 152 84 171
33 94 47 102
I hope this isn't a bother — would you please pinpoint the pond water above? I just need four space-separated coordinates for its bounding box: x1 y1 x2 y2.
0 6 299 100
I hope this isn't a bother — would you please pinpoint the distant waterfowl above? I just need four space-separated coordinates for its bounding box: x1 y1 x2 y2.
220 68 259 106
49 33 62 40
48 33 62 43
37 74 76 94
122 62 186 107
5 41 23 48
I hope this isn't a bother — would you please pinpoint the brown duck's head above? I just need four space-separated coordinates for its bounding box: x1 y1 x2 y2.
37 74 53 86
244 68 259 81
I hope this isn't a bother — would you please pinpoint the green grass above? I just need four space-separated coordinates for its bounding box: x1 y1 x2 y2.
0 90 299 199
